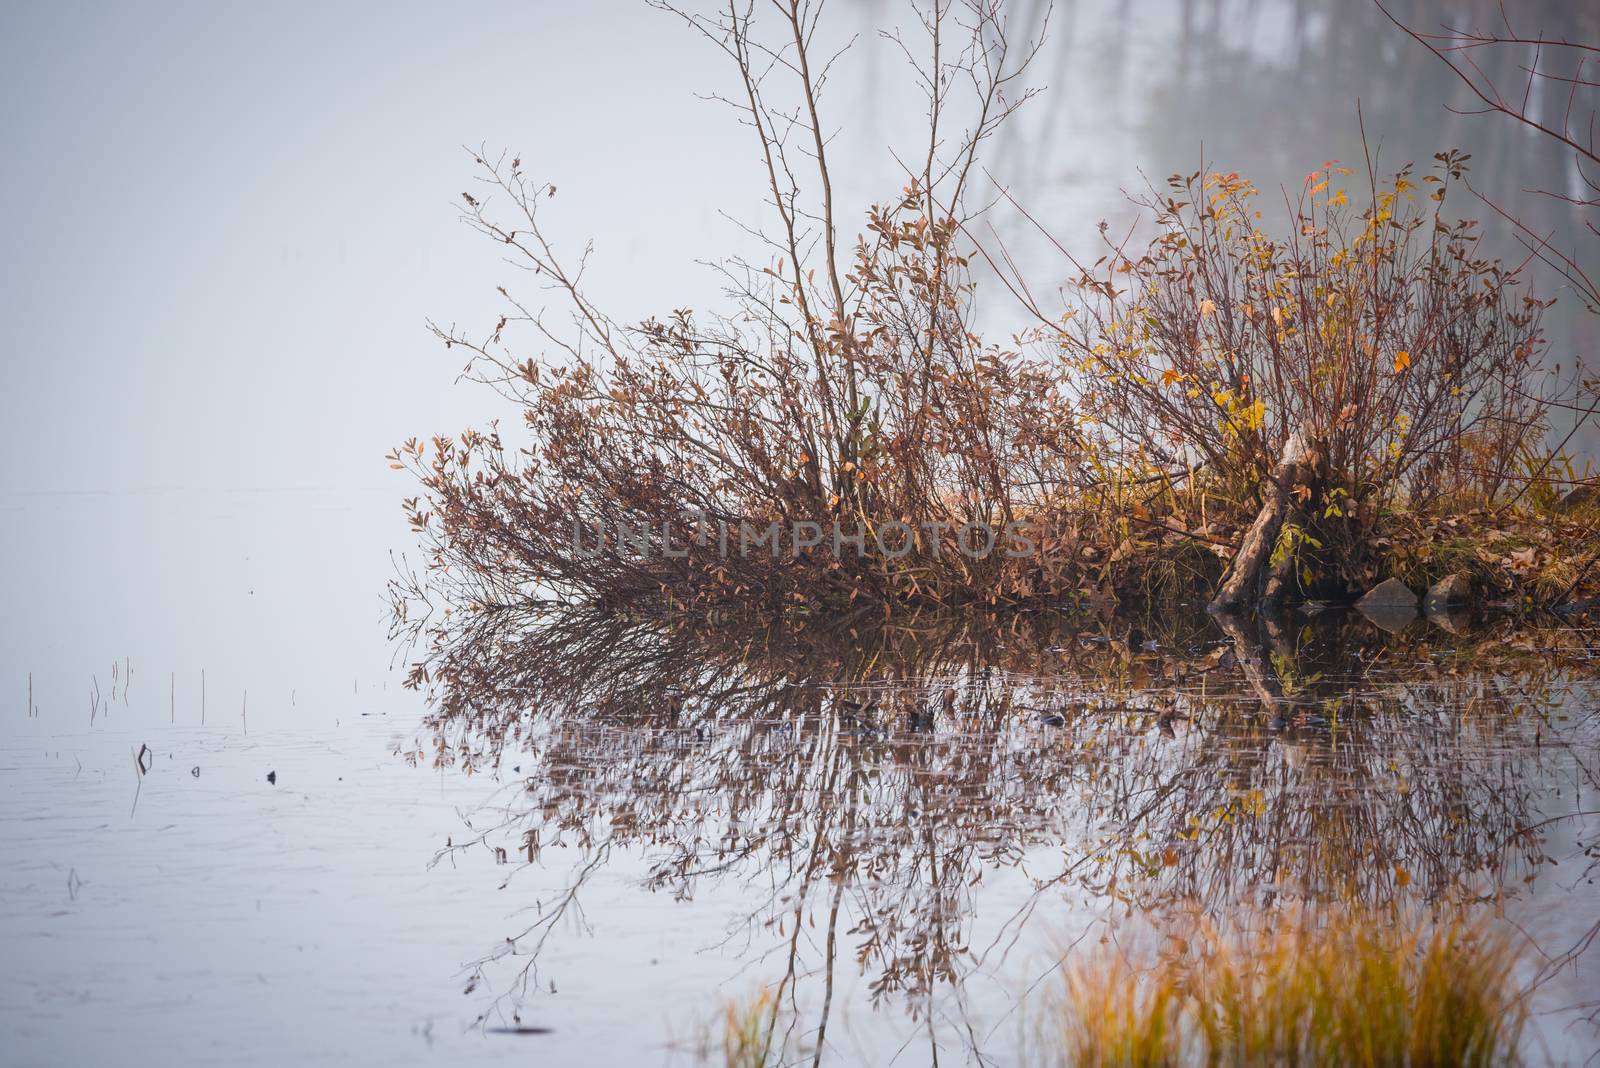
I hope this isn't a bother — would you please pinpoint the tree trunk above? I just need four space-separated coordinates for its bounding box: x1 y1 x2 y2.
1208 431 1322 614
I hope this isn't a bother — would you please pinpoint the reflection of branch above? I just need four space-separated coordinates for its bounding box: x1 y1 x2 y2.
810 876 847 1067
415 605 1598 1039
1529 916 1600 996
465 840 612 1030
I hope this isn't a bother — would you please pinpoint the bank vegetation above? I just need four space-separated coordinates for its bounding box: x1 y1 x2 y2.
390 0 1600 652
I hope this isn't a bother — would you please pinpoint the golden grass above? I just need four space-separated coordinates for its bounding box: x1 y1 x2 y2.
1048 908 1528 1068
717 988 783 1068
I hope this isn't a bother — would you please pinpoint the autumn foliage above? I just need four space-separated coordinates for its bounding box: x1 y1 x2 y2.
1047 152 1553 597
390 0 1583 643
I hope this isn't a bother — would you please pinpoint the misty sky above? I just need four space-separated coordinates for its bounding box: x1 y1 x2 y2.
5 1 1592 499
0 2 797 495
3 1 1594 707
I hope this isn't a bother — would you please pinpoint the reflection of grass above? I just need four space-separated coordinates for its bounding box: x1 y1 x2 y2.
713 988 786 1068
1050 909 1527 1068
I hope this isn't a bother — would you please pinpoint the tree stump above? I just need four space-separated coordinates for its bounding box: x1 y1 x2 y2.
1208 431 1324 614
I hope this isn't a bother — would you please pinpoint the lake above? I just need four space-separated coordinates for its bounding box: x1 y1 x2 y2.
3 493 1598 1066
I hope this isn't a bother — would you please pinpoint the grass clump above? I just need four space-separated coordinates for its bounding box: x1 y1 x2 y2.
718 988 784 1068
1048 908 1528 1068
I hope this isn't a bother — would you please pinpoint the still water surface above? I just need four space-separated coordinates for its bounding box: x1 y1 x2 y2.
3 494 1598 1066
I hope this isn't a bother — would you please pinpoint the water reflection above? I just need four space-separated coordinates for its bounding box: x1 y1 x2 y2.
403 607 1600 1060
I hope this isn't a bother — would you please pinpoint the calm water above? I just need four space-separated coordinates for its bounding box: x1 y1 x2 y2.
4 493 1599 1065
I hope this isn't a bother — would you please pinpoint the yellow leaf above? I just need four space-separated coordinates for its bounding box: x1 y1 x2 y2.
1199 298 1217 318
1393 349 1411 373
1395 865 1410 887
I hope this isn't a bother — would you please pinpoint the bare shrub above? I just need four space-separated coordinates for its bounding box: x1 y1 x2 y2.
390 1 1087 618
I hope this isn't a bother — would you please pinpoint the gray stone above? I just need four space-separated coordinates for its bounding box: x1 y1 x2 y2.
1358 578 1419 610
1356 578 1419 634
1560 483 1600 510
1424 573 1472 613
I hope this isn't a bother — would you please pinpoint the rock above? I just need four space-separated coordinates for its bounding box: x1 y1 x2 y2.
1358 578 1418 610
1424 574 1473 633
1424 573 1472 612
1357 578 1418 633
1560 483 1600 510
